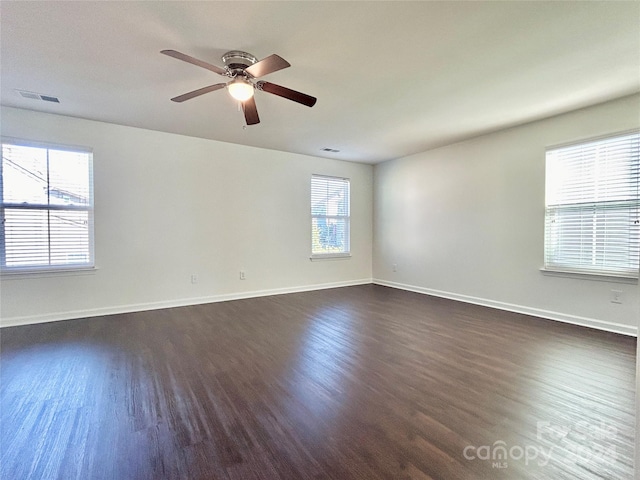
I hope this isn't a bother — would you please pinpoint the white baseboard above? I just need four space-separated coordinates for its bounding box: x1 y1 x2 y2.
373 279 637 337
0 278 373 328
4 278 636 337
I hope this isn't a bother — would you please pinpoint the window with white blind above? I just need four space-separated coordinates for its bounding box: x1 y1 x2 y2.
1 140 94 272
311 175 350 257
544 131 639 278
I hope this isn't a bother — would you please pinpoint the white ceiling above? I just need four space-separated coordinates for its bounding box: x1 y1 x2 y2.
1 1 638 164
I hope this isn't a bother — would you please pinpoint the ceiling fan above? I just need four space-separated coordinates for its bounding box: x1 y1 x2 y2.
161 49 317 126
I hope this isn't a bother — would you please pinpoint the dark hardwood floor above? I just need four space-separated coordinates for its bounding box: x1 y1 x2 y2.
0 285 636 479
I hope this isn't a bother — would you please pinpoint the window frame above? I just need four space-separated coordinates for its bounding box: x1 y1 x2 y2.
310 174 351 259
542 130 640 280
0 137 95 275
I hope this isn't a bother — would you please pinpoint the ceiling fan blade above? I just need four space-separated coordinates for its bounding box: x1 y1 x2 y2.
242 97 260 125
245 54 291 78
170 83 226 102
161 50 227 76
257 81 317 107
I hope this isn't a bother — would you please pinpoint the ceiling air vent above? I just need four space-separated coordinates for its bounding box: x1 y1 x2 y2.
15 90 60 103
40 95 60 103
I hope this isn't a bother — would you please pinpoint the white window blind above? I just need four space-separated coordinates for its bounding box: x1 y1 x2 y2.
1 140 94 272
311 175 350 256
544 131 639 278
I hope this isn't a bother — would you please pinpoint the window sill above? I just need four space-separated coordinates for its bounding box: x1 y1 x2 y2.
539 267 638 284
310 253 352 261
1 266 98 280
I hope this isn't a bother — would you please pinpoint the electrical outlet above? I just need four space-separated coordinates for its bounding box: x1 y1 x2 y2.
240 270 246 280
190 274 199 284
392 264 397 272
610 290 623 304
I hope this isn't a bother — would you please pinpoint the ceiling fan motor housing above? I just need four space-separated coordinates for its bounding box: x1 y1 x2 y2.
222 51 258 73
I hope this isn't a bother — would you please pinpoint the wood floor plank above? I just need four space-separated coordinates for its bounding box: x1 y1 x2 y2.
0 285 635 479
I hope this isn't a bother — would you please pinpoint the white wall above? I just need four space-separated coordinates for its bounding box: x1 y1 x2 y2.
3 96 639 334
373 94 640 335
0 107 373 326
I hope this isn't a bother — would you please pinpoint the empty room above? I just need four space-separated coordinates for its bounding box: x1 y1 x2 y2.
0 2 638 479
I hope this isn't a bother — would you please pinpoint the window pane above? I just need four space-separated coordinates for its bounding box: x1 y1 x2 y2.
546 132 640 205
546 207 640 274
3 209 50 266
50 210 91 264
312 217 348 254
49 150 91 206
2 144 48 205
311 176 349 216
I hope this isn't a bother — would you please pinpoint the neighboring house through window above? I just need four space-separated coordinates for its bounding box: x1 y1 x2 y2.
1 139 94 272
544 130 639 278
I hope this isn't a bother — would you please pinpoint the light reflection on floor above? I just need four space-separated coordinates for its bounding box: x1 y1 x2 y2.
285 305 361 424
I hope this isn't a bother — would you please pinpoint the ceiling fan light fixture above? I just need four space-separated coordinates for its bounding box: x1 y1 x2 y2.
228 77 254 101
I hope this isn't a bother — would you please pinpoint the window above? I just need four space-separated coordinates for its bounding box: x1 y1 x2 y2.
311 175 350 257
1 140 94 272
544 131 639 278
